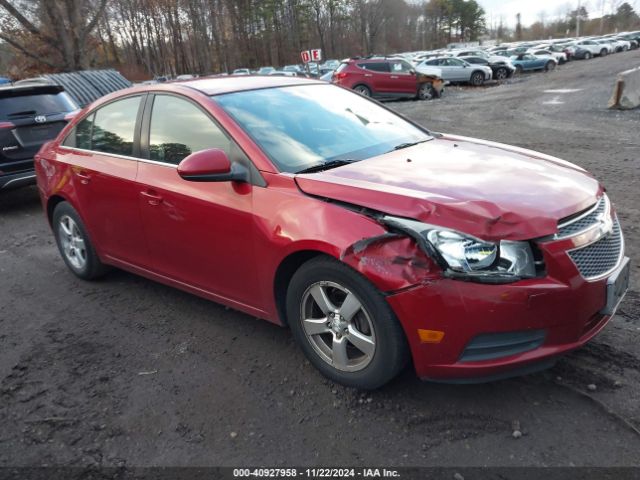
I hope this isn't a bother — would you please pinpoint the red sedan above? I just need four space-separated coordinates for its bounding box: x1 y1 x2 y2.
35 76 629 389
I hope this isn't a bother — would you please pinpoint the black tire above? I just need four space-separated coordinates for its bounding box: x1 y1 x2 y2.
584 51 592 60
514 65 523 75
286 256 409 390
470 71 484 86
545 61 556 72
600 48 608 57
495 67 508 81
353 84 371 97
52 202 109 280
417 82 435 100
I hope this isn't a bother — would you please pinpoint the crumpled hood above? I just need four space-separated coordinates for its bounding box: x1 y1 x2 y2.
294 134 602 241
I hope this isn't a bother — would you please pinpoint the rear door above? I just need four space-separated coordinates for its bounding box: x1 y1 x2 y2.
1 86 77 178
59 94 149 266
358 62 391 93
136 93 258 304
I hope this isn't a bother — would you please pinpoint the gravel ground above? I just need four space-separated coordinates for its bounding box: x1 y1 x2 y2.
1 50 639 469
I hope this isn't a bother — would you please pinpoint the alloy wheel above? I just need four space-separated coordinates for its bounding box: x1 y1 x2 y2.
58 215 87 270
300 281 376 372
418 83 434 100
354 86 370 96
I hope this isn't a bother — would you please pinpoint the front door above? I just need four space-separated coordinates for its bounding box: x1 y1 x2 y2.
136 94 259 305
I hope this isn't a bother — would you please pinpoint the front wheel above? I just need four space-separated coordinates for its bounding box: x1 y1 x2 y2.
53 202 109 280
600 49 608 56
287 257 409 389
545 61 556 71
495 67 508 81
417 82 435 100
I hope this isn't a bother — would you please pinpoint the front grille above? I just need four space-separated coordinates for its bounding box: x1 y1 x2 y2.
568 219 623 280
557 196 606 238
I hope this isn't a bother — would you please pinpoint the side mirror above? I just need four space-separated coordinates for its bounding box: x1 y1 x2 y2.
177 148 248 182
409 69 416 75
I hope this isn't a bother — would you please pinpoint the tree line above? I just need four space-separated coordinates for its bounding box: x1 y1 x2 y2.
0 0 485 79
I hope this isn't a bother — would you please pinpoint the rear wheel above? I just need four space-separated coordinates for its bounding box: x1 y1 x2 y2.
545 61 556 71
52 202 109 280
353 84 371 97
417 82 435 100
600 48 608 56
584 51 592 60
495 67 508 81
470 71 484 86
287 256 408 389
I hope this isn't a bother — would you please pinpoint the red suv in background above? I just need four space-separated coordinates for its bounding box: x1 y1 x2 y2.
332 57 444 100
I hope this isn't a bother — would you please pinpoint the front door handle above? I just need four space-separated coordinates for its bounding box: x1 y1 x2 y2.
141 190 163 206
390 75 399 79
75 170 91 185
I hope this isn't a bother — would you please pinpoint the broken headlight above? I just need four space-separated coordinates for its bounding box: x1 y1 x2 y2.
383 217 536 282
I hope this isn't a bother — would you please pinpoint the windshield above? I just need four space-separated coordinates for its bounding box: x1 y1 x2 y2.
214 84 431 173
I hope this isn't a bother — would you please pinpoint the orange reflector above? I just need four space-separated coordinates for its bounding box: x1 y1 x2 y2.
418 329 445 344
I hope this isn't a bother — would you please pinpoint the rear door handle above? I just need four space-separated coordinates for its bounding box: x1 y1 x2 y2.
75 171 91 185
141 190 163 206
364 74 373 77
390 75 399 79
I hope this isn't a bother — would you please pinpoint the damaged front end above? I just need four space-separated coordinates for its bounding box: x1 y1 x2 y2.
381 216 541 285
341 208 543 292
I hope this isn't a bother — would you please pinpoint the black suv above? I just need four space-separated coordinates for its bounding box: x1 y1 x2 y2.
1 84 78 190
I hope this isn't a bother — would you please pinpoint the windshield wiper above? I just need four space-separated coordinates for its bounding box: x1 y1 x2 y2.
296 159 357 174
8 110 37 117
391 139 431 151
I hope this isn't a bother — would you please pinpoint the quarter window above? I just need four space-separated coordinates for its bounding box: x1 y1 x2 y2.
91 96 141 156
148 95 230 165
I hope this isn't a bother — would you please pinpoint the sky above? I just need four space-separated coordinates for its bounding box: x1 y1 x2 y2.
477 0 637 28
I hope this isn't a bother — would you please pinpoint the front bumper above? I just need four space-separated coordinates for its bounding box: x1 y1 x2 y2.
387 258 626 382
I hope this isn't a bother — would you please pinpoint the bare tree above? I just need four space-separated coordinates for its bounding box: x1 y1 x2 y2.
0 0 108 71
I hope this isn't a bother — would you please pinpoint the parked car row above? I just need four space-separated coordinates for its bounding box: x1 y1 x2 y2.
232 60 341 78
327 31 638 100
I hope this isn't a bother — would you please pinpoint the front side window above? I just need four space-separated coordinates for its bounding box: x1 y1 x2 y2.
148 95 230 165
214 84 431 173
91 96 141 156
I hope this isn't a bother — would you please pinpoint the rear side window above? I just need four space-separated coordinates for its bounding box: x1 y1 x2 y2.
88 96 141 156
0 91 77 121
358 62 390 72
148 95 230 165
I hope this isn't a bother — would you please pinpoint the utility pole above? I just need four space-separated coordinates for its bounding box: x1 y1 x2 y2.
577 0 581 37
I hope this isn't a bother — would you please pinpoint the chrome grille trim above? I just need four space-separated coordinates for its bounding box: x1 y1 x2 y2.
567 218 624 281
557 195 608 239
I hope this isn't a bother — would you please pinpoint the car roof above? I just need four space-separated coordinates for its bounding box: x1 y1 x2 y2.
177 75 323 96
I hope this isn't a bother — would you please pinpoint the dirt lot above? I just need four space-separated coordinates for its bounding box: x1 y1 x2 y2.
1 50 639 470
